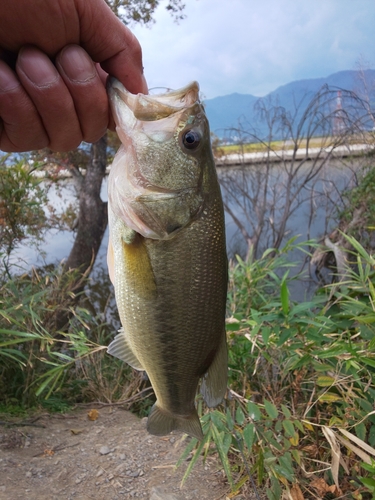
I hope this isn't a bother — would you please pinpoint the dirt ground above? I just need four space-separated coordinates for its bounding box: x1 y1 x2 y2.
0 406 244 500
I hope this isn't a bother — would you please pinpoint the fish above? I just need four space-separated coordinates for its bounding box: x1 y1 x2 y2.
106 78 228 440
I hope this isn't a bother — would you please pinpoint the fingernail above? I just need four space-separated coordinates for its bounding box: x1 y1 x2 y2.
0 62 20 92
18 47 58 87
141 75 148 94
58 45 96 83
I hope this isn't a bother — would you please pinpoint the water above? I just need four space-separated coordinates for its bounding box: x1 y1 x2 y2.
11 156 365 299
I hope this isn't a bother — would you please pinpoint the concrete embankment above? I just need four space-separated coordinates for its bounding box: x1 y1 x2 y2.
215 143 374 167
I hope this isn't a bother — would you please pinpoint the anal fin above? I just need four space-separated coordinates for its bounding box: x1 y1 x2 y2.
200 330 227 407
107 327 144 371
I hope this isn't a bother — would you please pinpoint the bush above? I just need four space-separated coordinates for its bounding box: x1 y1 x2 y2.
179 237 375 499
0 263 151 409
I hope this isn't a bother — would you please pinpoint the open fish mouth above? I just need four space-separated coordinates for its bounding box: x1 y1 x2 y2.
107 79 207 240
107 78 200 121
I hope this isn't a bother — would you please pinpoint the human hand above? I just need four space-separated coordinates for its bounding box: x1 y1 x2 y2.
0 0 148 152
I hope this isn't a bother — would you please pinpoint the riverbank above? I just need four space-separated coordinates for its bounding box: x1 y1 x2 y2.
215 142 374 166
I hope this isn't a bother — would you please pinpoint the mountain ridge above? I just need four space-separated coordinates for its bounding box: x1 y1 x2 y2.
204 69 375 137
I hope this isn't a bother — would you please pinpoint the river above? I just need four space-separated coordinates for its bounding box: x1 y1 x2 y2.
11 155 366 300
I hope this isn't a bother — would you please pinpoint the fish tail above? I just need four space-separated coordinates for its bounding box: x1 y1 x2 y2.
147 404 203 441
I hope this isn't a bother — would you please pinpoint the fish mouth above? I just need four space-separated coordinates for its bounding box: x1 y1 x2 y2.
107 78 200 121
135 187 196 202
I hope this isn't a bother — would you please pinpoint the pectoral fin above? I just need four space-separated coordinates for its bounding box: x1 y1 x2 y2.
107 327 144 371
200 330 228 407
122 233 157 300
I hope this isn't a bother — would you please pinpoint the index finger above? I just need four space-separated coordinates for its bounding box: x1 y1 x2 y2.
76 0 148 94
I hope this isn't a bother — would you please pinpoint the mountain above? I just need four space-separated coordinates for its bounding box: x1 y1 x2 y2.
203 93 258 136
205 69 375 138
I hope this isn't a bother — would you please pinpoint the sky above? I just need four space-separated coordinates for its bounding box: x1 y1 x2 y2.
131 0 375 99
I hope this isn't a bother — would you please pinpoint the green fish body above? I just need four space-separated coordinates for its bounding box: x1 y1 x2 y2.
107 80 228 440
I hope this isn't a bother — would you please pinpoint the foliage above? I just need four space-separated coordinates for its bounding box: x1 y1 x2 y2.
104 0 185 25
340 159 375 240
218 86 373 259
0 263 147 409
178 237 375 499
0 157 49 256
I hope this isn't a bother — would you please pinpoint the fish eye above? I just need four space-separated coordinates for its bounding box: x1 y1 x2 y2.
182 129 201 150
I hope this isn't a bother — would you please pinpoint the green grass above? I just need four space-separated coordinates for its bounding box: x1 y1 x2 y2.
178 236 375 499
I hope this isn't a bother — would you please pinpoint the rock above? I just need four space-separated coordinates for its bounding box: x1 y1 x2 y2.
99 446 110 455
149 487 179 500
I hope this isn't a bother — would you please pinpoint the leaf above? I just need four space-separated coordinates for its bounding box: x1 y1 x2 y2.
289 434 299 447
322 426 341 490
280 278 290 315
336 437 373 465
355 422 367 442
236 406 245 425
88 409 99 421
302 421 314 431
278 452 295 479
262 326 271 345
361 357 375 368
294 420 304 433
316 375 335 387
211 425 234 489
281 404 292 418
264 399 278 419
210 410 226 431
290 483 304 500
283 420 295 438
0 348 27 364
247 401 262 421
360 477 375 490
319 392 342 403
291 449 301 465
310 477 342 497
267 476 282 500
35 368 63 397
70 428 84 435
176 437 198 468
180 430 212 487
243 423 255 451
225 408 234 432
338 428 375 457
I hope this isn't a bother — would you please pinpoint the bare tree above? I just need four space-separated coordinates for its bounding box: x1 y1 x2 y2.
218 86 372 261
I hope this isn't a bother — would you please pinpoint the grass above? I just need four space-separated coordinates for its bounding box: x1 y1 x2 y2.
177 236 375 499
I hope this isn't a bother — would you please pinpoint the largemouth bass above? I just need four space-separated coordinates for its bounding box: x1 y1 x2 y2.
106 79 228 440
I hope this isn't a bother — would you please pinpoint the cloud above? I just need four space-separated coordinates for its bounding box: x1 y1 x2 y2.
131 0 374 98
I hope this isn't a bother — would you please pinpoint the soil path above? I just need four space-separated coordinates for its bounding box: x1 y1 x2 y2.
0 407 233 500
